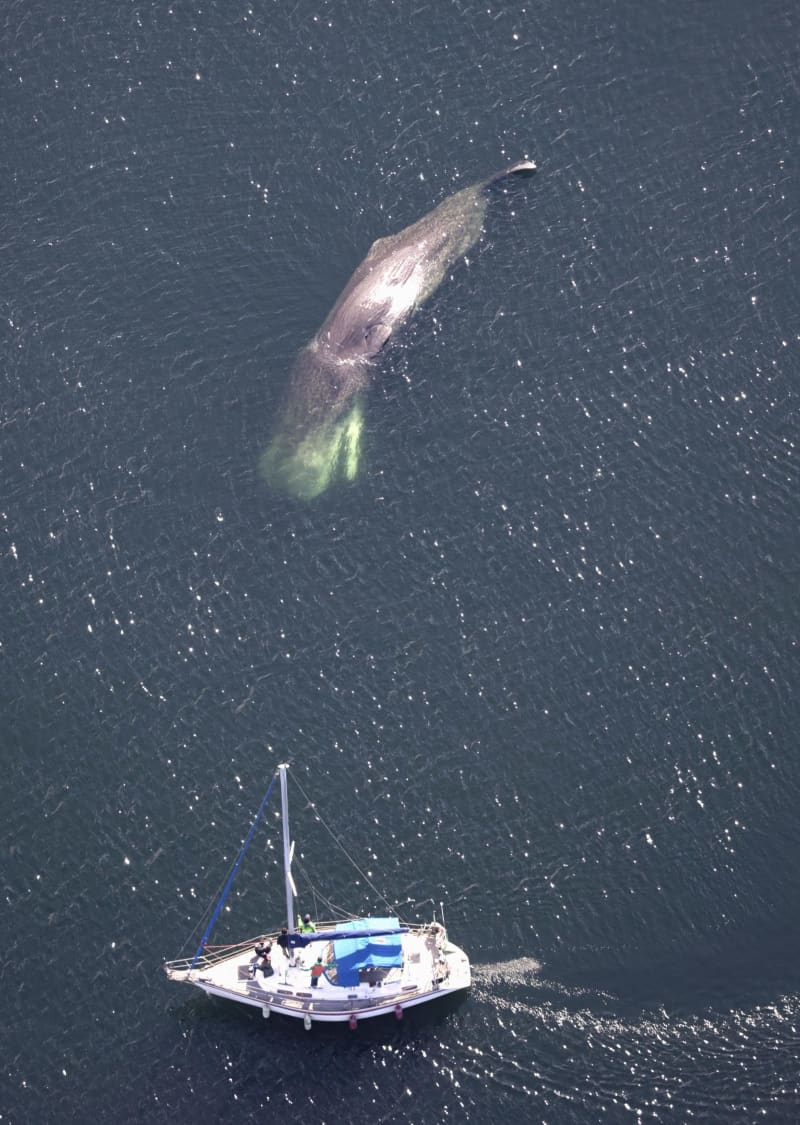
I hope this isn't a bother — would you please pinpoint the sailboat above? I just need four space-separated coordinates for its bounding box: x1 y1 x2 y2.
163 763 471 1027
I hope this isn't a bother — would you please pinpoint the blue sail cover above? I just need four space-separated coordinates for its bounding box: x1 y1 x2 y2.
331 918 403 987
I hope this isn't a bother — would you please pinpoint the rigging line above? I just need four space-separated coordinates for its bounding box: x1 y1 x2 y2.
289 772 396 915
179 846 250 952
292 856 320 920
292 857 354 920
188 770 279 970
178 766 293 954
177 857 243 958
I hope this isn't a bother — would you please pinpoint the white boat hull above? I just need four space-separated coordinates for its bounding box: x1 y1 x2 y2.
165 921 470 1025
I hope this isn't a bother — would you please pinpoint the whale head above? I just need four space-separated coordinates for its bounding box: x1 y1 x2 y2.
260 395 365 501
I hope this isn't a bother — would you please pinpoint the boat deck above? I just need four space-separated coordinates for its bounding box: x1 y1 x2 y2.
165 921 470 1023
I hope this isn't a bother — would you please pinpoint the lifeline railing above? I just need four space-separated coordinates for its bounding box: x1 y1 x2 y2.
165 919 434 977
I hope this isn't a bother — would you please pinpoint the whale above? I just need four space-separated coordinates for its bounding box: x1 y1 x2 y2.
260 160 536 500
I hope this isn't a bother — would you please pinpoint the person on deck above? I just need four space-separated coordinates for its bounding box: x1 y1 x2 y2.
310 956 333 987
250 942 273 979
276 927 291 958
297 913 316 933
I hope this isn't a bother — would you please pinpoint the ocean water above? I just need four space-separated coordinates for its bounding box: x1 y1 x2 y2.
3 0 799 1121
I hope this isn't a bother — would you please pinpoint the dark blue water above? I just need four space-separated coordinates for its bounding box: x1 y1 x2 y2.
3 0 799 1120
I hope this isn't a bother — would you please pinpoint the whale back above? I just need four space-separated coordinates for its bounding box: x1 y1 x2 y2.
261 160 537 498
317 161 536 359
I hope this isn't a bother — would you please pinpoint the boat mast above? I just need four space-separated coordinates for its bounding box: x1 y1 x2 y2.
279 763 295 933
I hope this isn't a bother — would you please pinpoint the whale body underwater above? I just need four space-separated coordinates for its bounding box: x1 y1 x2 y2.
260 160 537 500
